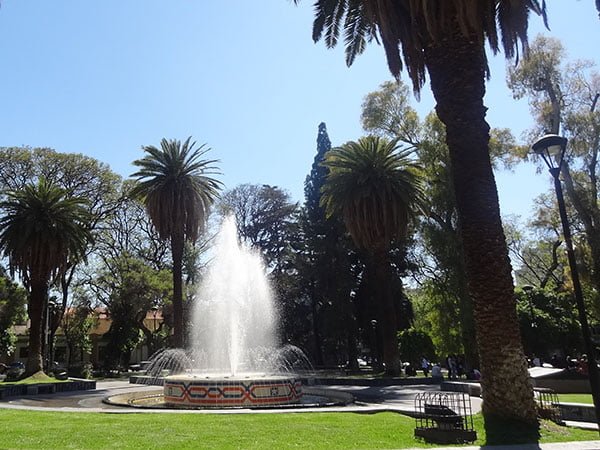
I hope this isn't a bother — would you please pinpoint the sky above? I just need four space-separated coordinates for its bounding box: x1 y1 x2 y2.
0 0 599 224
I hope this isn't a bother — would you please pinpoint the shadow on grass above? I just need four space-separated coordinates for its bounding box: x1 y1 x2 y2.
484 414 541 446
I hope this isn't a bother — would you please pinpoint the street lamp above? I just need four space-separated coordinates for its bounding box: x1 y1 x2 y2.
44 299 58 372
370 319 379 373
151 305 159 333
532 134 600 429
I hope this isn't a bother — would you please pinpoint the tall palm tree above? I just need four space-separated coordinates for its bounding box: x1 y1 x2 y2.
321 136 422 376
0 179 92 376
293 0 545 427
130 137 221 348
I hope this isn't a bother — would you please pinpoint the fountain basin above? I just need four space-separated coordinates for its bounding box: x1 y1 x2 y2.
164 374 302 407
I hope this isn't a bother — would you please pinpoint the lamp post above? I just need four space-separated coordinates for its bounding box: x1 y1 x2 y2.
44 299 58 372
532 134 600 430
150 305 159 355
370 319 379 373
151 305 159 333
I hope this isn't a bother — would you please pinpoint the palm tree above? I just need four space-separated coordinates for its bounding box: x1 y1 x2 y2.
130 137 221 348
293 0 545 428
0 179 92 376
321 136 422 376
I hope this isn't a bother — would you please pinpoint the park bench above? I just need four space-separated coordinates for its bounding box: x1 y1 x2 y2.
423 403 464 429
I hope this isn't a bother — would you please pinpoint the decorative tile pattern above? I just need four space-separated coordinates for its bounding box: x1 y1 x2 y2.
164 377 302 407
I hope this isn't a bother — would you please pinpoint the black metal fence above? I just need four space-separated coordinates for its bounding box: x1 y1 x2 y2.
414 391 477 444
534 387 562 423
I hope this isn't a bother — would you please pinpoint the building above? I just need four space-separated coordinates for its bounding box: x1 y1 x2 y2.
2 307 164 369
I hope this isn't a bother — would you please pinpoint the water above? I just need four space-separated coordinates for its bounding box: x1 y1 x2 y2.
142 216 312 381
190 216 277 375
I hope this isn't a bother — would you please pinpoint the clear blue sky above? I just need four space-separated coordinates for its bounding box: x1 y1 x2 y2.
0 0 598 223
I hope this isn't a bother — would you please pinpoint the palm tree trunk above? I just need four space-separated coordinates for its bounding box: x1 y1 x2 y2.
171 233 185 348
456 256 479 371
371 249 401 376
26 279 47 376
424 32 537 429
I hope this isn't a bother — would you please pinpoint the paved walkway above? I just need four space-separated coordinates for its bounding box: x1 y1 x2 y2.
0 380 472 414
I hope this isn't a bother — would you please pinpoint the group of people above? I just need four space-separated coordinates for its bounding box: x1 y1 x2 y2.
529 353 590 375
407 351 593 381
417 355 481 381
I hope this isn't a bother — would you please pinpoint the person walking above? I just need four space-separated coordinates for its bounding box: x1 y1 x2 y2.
421 356 430 377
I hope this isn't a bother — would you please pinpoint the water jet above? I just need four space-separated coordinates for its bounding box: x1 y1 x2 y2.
124 217 317 408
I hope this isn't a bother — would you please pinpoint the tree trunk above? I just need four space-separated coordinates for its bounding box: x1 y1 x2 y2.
456 252 479 371
424 33 537 429
171 233 185 348
345 287 359 371
371 250 401 376
346 319 359 371
309 280 324 366
26 278 47 376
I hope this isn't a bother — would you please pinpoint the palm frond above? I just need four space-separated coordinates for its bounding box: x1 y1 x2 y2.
296 0 547 93
0 178 93 285
130 137 223 243
320 136 423 251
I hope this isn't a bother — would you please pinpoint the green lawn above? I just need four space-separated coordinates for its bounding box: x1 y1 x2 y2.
0 372 69 386
0 410 597 449
557 393 594 404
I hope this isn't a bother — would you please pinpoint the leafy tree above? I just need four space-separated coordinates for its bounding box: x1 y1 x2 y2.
87 181 210 343
293 0 545 427
508 36 600 310
0 179 92 375
83 254 172 368
217 183 299 272
504 206 567 291
131 137 222 348
321 136 423 375
0 266 27 358
398 328 436 367
361 81 422 146
61 294 95 369
0 147 121 340
93 183 171 272
515 286 581 359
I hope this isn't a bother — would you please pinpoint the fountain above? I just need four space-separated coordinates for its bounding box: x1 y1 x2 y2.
126 217 312 408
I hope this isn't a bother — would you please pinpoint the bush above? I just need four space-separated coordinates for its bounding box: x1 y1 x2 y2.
398 328 436 365
67 362 93 379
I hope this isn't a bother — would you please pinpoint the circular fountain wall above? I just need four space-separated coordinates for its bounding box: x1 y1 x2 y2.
163 374 302 407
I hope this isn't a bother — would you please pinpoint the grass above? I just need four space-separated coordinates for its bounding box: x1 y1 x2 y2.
1 371 69 386
0 410 597 449
557 393 594 404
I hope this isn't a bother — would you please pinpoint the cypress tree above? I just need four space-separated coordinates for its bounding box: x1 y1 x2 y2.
301 123 357 367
